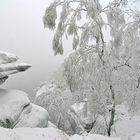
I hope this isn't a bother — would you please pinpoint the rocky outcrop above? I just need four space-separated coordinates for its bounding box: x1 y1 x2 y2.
0 89 49 128
0 89 30 128
0 51 31 85
0 51 49 129
15 103 49 128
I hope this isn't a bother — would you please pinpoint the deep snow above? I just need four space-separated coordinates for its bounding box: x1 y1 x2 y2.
0 127 120 140
0 89 49 128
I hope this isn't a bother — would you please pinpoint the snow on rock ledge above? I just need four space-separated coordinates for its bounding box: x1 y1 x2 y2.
0 89 30 128
0 51 31 85
0 127 120 140
15 103 49 128
0 89 49 128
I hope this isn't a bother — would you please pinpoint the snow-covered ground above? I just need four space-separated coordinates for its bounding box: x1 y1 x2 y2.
70 134 120 140
112 104 140 140
0 127 120 140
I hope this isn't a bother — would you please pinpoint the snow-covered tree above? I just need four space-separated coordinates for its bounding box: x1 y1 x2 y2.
43 0 140 136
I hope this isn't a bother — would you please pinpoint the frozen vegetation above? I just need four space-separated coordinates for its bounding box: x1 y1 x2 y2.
1 0 140 140
35 73 140 140
0 51 120 140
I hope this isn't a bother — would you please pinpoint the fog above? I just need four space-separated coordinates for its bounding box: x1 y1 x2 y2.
0 0 140 98
0 0 72 98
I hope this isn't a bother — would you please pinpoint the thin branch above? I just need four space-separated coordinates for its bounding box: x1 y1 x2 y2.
113 57 132 70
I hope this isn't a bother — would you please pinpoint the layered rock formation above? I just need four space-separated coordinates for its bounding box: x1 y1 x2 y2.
0 51 49 129
0 89 49 128
0 51 31 85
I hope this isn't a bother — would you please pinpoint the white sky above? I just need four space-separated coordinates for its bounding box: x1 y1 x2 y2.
0 0 72 98
0 0 140 98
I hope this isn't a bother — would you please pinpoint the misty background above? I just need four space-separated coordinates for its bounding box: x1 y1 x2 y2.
0 0 140 99
0 0 72 98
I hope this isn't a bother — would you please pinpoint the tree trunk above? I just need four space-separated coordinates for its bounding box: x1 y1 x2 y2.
107 85 115 137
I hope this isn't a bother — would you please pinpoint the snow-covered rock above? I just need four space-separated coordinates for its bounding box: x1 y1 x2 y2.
0 51 18 65
0 51 31 85
0 89 30 128
0 127 120 140
0 89 49 128
0 51 50 129
15 103 49 128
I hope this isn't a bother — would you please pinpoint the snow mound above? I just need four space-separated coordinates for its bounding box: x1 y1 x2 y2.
0 127 120 140
15 103 50 128
0 89 30 128
71 134 120 140
0 127 69 140
112 104 140 140
0 89 49 128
